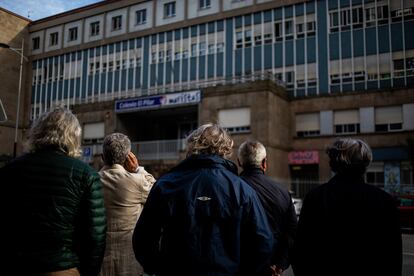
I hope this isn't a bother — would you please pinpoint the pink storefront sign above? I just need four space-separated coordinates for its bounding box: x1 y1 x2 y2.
288 151 319 164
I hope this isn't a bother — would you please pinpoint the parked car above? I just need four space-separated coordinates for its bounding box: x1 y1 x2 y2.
397 195 414 229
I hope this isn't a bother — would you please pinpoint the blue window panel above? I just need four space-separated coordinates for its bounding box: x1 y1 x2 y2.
135 67 141 88
87 76 93 97
244 14 252 26
47 83 52 102
353 29 364 57
129 39 135 49
264 45 272 69
317 0 329 94
367 80 378 90
307 37 316 63
393 78 404 88
341 31 352 59
296 89 306 97
98 74 104 93
127 68 134 90
166 62 172 84
296 39 305 64
107 74 113 92
274 8 282 20
109 43 114 54
354 82 365 91
295 3 304 16
51 82 57 100
191 26 197 37
405 21 414 50
81 52 88 96
32 61 37 70
122 42 128 51
284 6 293 18
199 56 206 80
183 28 189 39
308 87 317 96
340 0 350 8
329 33 340 60
342 83 352 92
142 37 149 89
235 50 242 76
174 61 180 83
199 24 206 35
378 26 390 53
71 52 77 61
175 29 181 40
364 0 375 3
31 86 36 103
151 34 157 44
407 76 414 86
40 84 46 102
391 23 403 51
264 10 272 22
330 85 341 93
114 73 120 92
365 27 377 55
274 43 283 67
226 19 233 77
190 57 197 80
380 79 392 88
352 0 362 5
182 61 188 82
115 42 121 52
306 1 315 13
217 20 224 32
208 55 214 78
88 50 94 58
244 48 252 74
235 16 242 28
328 0 338 10
254 46 262 71
167 31 172 41
208 22 215 33
121 70 127 91
217 53 224 77
285 41 294 66
69 79 76 99
159 33 165 43
77 51 82 60
254 12 262 24
75 78 81 98
157 63 164 86
150 64 156 86
137 38 142 48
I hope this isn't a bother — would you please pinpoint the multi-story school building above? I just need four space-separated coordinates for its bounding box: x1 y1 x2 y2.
1 0 414 196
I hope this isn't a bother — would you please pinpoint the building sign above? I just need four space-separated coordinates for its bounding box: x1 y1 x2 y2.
288 151 319 164
115 90 201 113
384 162 400 194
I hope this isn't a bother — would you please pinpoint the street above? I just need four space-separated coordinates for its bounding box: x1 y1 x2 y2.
284 232 414 276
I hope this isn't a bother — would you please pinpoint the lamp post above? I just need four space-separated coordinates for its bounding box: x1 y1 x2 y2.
0 40 28 158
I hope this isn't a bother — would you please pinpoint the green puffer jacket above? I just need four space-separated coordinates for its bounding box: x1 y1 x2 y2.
0 148 107 276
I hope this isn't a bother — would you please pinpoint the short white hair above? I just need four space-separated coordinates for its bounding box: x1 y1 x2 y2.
238 140 267 168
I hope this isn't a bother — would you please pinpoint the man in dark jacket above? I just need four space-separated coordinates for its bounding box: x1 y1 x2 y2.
238 141 297 276
292 138 402 276
133 124 274 276
0 108 106 276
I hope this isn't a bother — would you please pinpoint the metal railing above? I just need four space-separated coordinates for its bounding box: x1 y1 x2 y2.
132 139 186 160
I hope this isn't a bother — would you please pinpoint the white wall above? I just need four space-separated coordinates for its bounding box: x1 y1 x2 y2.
188 0 220 19
29 30 44 55
223 0 253 11
106 8 128 38
156 0 185 26
44 25 63 52
84 14 105 43
129 1 154 32
64 20 83 48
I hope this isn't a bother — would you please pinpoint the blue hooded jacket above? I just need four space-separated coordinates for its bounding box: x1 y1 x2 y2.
133 154 274 276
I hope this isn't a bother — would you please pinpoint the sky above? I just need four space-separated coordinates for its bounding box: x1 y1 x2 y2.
0 0 104 20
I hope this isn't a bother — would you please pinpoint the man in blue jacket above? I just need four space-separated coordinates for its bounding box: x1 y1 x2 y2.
133 123 274 276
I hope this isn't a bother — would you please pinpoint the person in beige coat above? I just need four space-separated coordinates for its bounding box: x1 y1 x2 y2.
99 133 155 276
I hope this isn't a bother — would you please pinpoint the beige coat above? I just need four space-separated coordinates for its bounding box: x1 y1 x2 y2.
99 164 155 276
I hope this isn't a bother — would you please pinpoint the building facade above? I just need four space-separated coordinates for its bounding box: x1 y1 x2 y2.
2 0 414 195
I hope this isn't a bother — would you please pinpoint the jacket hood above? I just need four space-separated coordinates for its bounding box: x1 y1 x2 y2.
173 154 238 175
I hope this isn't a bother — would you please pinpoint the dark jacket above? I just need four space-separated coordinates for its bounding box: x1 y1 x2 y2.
240 168 297 270
292 172 402 276
0 149 107 276
133 154 274 276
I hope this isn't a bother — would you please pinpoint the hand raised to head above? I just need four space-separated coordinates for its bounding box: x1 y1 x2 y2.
124 151 139 173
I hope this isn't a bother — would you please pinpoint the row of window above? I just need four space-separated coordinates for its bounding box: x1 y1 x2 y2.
296 105 410 138
329 5 414 32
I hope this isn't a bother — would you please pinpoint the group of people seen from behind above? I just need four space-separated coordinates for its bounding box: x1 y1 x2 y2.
0 107 402 276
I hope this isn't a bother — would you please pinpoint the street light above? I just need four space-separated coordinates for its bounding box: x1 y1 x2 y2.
0 40 28 157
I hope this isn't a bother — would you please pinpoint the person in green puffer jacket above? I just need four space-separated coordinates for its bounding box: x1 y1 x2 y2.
0 107 107 276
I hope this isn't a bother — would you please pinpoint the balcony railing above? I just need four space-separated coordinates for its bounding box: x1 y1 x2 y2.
132 139 186 160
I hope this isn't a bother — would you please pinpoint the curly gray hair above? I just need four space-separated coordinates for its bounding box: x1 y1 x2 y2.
27 107 82 157
186 123 233 159
238 140 266 169
102 133 131 166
